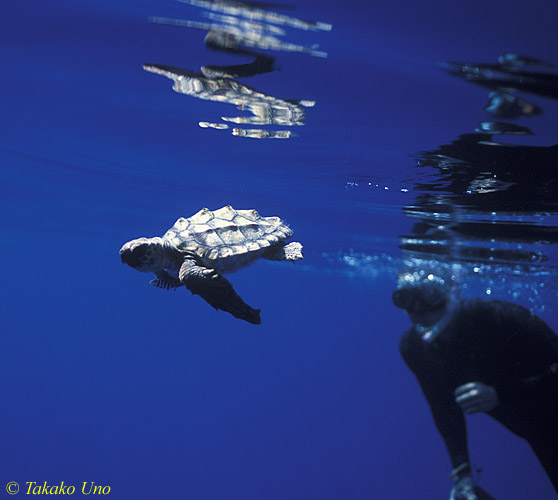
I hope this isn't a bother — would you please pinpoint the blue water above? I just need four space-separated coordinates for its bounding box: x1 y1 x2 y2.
2 1 558 498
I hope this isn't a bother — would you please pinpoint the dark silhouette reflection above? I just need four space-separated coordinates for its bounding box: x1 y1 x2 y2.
441 53 558 118
498 52 555 68
396 55 558 499
412 133 558 209
484 91 542 118
474 121 533 135
145 1 331 138
402 133 558 265
401 53 558 266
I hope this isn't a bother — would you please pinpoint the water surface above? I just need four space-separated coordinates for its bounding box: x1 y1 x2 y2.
2 1 558 498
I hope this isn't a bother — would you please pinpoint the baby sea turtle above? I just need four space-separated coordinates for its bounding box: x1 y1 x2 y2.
120 206 303 324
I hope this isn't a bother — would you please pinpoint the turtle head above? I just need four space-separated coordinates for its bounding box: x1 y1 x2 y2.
120 237 166 272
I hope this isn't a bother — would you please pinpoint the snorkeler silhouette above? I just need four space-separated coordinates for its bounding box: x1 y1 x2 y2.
393 269 558 499
440 53 558 119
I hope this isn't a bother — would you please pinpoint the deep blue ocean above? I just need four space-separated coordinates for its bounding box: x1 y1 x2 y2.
2 1 558 499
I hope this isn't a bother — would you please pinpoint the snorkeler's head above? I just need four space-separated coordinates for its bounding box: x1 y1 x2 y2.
393 273 447 322
393 261 460 337
392 277 446 310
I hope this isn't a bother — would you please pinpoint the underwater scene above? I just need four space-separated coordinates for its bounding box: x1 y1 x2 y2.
2 0 558 499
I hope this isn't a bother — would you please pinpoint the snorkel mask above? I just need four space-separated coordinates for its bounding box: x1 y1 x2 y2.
392 275 447 311
393 261 460 342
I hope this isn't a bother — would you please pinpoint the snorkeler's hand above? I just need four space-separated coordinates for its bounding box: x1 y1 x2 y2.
450 476 477 500
454 382 499 414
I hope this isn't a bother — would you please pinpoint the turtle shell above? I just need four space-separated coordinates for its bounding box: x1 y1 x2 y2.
163 205 293 273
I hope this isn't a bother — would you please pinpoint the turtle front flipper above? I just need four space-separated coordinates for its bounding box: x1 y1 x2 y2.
150 270 183 290
179 258 261 325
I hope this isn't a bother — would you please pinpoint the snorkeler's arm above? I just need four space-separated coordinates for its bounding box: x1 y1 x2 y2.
421 379 471 471
400 331 471 470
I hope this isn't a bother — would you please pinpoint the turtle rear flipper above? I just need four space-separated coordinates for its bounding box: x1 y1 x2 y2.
179 259 261 325
263 241 303 261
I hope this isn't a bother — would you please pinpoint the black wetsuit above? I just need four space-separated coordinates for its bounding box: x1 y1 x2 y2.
399 299 558 492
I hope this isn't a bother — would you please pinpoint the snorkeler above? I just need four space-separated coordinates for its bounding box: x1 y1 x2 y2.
393 269 558 499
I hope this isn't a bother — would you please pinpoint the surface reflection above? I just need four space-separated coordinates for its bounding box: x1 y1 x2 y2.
402 131 558 269
440 53 558 118
401 53 558 271
144 63 314 136
145 1 331 138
